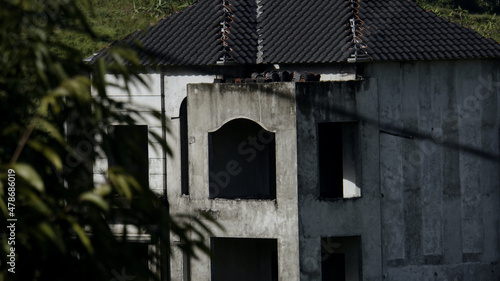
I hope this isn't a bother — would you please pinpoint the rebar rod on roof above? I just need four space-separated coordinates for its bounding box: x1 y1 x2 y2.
348 0 371 63
218 0 235 64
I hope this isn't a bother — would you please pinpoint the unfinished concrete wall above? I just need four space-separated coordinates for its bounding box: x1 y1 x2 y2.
295 81 381 281
93 60 500 280
371 59 500 280
155 70 216 278
296 59 500 281
181 83 300 281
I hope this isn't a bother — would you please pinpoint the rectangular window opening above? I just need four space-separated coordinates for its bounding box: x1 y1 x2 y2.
119 240 158 281
318 122 360 199
211 237 278 281
108 125 149 189
321 236 362 281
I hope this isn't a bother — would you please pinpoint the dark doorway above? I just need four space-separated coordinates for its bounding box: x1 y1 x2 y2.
211 237 278 281
321 236 362 281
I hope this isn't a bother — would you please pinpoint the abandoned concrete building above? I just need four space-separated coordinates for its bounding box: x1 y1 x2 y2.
92 0 500 280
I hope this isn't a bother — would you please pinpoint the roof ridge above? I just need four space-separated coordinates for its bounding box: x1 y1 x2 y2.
256 0 264 64
218 0 236 64
348 0 372 63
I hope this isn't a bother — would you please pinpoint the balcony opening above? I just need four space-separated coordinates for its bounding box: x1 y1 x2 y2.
318 122 359 199
321 236 362 281
180 98 189 195
108 125 149 188
208 119 276 199
211 237 278 281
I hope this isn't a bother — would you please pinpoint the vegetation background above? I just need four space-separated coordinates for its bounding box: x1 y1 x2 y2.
416 0 500 42
64 0 500 58
0 0 219 280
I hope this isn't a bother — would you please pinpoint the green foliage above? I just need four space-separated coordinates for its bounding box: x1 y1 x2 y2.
132 0 195 16
417 0 500 12
53 0 195 57
53 0 164 57
417 0 500 42
0 0 220 280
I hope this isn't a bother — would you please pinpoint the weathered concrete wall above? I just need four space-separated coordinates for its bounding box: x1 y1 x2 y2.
295 80 382 281
295 59 500 281
371 59 500 281
160 71 217 280
179 83 300 281
93 60 500 280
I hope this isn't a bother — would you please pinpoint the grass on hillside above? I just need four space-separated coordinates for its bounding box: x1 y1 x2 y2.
417 2 500 42
55 0 193 57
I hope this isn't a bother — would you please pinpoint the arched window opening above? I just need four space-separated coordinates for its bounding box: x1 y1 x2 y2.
208 119 276 199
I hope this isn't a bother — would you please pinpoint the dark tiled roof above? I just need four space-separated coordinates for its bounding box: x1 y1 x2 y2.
125 0 223 66
358 0 500 60
226 0 259 64
92 0 500 66
258 0 353 63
